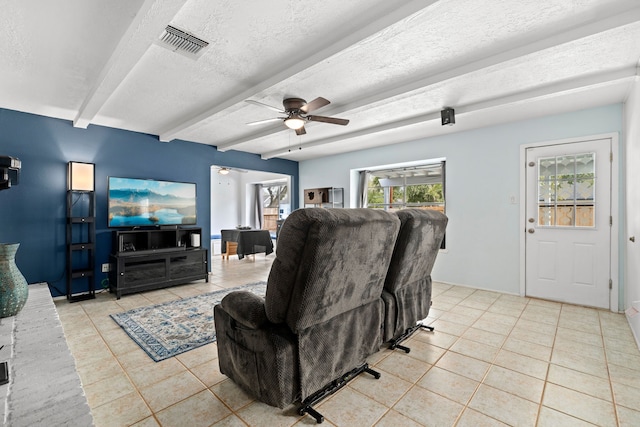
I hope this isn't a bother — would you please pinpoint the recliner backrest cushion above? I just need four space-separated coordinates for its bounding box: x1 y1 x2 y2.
265 208 400 332
384 209 448 292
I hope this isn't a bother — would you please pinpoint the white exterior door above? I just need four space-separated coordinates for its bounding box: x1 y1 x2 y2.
525 138 612 309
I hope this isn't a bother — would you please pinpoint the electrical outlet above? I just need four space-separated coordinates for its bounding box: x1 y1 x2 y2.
101 263 110 273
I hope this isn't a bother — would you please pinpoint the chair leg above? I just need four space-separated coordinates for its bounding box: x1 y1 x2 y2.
298 363 380 424
225 241 237 260
389 323 435 353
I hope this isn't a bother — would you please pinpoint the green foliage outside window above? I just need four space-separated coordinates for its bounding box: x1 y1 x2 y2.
406 183 443 203
367 176 444 208
367 177 384 204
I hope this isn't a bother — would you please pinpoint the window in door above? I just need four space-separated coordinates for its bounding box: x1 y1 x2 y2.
537 153 595 228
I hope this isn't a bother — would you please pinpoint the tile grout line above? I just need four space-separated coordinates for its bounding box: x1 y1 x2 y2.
90 280 259 426
450 289 533 426
535 301 560 427
398 287 531 426
59 270 639 427
599 309 621 427
539 302 622 426
77 298 159 426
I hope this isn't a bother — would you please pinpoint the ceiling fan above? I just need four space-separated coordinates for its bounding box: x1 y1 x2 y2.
245 97 349 135
216 167 248 175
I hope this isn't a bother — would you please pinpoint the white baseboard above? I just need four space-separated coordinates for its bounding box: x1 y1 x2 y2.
626 302 640 351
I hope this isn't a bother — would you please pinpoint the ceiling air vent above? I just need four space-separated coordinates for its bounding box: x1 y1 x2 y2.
158 25 209 58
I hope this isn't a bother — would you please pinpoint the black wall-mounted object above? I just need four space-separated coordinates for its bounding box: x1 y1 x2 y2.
441 108 455 126
0 155 21 190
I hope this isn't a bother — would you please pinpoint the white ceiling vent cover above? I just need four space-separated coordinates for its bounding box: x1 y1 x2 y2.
158 25 209 58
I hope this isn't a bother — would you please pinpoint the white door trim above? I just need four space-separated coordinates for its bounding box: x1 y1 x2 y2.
519 132 620 312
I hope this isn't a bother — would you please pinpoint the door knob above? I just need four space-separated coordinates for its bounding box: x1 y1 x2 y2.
528 228 535 234
631 236 636 242
528 218 535 223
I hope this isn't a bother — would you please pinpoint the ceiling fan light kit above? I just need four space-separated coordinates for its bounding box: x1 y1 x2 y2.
246 97 350 135
284 116 305 130
216 166 248 175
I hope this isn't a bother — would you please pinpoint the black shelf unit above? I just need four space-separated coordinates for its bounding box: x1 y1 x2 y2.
66 190 96 302
109 227 208 299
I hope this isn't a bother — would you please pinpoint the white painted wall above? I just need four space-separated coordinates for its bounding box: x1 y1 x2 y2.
210 166 291 251
624 79 640 346
299 104 624 295
211 169 242 237
238 171 291 227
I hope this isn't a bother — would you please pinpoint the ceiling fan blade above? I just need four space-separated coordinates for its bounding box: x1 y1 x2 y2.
245 99 284 113
246 117 285 126
295 126 307 136
300 97 330 113
307 115 349 126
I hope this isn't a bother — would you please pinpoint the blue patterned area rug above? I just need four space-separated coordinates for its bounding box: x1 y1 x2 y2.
110 281 267 362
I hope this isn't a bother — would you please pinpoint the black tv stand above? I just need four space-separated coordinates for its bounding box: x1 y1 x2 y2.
109 227 208 299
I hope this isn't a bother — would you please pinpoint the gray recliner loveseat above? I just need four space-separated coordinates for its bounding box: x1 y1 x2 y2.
214 208 401 422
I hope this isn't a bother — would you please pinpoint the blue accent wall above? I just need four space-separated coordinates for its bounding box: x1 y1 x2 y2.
0 108 298 297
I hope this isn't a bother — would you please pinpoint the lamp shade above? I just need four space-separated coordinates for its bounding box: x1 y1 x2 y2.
68 162 95 191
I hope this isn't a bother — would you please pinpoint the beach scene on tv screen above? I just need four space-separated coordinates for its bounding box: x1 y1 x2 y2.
108 177 196 227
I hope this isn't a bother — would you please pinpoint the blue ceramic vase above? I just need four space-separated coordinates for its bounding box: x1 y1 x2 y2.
0 243 29 318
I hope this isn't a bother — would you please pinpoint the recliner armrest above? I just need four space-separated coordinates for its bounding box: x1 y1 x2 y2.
219 291 269 329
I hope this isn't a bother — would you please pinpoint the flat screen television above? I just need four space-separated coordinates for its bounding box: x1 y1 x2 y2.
108 177 196 227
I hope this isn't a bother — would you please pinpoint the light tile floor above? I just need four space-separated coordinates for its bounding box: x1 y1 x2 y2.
55 255 640 426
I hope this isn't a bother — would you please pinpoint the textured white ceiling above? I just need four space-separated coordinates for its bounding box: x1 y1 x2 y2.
0 0 638 161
